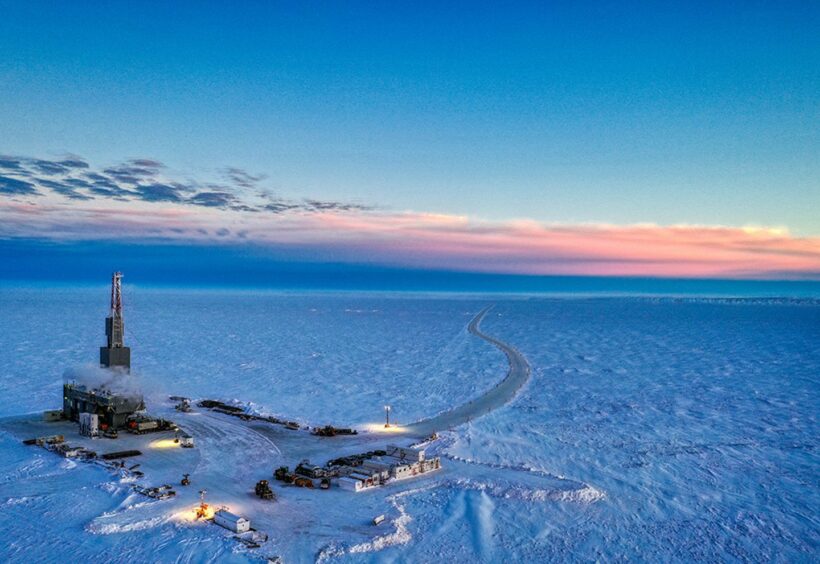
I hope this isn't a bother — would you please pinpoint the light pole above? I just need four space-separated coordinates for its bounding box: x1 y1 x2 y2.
384 405 391 428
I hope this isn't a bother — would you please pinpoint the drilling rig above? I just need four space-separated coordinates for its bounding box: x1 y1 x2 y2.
62 272 145 429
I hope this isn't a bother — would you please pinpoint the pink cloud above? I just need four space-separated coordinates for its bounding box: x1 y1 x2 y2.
1 199 818 279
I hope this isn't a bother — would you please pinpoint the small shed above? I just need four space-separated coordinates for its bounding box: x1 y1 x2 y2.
214 509 250 533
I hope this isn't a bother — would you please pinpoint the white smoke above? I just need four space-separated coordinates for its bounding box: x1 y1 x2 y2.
63 363 143 397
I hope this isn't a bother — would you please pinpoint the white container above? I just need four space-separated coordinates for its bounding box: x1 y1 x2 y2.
214 509 250 533
386 445 424 462
361 460 391 481
338 477 364 492
79 413 99 437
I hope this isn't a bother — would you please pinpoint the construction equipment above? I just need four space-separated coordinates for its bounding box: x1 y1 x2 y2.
133 484 176 500
175 399 192 413
255 480 275 500
181 473 191 486
293 476 314 489
274 466 289 481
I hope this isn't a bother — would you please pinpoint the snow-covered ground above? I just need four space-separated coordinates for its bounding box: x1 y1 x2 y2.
0 288 818 562
0 287 504 426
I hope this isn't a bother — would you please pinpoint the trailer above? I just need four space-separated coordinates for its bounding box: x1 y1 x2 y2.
214 509 250 533
198 400 244 413
101 449 141 460
338 476 365 492
361 460 391 481
349 471 380 487
128 419 157 433
295 460 326 478
126 416 175 434
386 444 425 462
177 431 195 448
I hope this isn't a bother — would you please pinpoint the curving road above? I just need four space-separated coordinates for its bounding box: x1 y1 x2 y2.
405 305 531 437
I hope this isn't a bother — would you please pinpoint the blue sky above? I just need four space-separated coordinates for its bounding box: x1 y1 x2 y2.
1 1 817 231
0 1 818 288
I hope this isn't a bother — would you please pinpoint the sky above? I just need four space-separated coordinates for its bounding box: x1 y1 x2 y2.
1 1 818 289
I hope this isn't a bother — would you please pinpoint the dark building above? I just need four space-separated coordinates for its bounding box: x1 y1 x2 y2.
63 272 144 429
62 384 144 429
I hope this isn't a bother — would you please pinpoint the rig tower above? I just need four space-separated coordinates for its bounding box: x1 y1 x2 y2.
100 271 131 372
63 271 144 429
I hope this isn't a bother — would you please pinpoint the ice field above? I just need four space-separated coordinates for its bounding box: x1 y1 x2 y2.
0 287 818 562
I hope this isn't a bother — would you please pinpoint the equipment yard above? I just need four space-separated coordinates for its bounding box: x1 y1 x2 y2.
2 383 587 561
0 285 572 561
0 281 612 562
